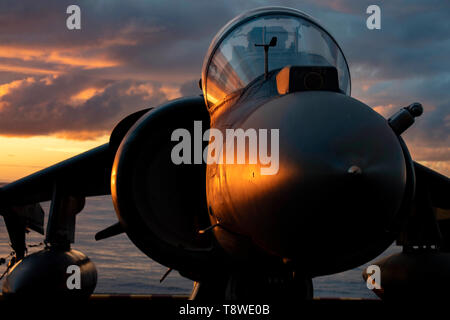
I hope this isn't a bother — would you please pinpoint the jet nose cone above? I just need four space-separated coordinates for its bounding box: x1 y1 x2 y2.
207 91 407 275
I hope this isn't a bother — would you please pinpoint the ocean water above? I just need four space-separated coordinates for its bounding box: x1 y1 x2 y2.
0 195 401 298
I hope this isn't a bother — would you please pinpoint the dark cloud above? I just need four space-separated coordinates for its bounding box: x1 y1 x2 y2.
179 79 201 97
0 71 169 137
295 0 450 170
0 71 30 85
1 0 448 82
0 0 239 78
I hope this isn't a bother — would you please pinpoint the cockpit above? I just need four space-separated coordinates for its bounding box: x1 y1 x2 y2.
201 7 351 109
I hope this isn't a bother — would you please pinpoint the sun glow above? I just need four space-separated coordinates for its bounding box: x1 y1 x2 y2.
0 134 109 182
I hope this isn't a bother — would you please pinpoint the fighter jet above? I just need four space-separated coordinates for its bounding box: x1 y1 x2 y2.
0 7 449 301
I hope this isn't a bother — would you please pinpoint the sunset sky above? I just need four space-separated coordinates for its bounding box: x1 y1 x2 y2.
0 0 449 182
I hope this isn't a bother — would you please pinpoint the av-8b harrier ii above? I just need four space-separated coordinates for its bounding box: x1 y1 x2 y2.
1 7 449 301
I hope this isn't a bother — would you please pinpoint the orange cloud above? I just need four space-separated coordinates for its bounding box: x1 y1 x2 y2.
124 83 179 101
53 130 111 141
160 85 182 100
70 87 106 105
0 63 60 75
0 77 35 98
0 77 37 110
46 51 119 69
373 104 395 117
0 45 120 74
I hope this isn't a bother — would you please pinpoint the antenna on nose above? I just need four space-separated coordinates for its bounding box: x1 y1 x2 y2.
255 36 277 80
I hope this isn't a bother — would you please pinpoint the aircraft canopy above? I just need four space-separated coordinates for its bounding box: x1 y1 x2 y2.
201 7 351 108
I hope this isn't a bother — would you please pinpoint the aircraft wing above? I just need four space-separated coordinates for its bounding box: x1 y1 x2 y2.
414 161 450 211
414 161 450 250
0 108 151 258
